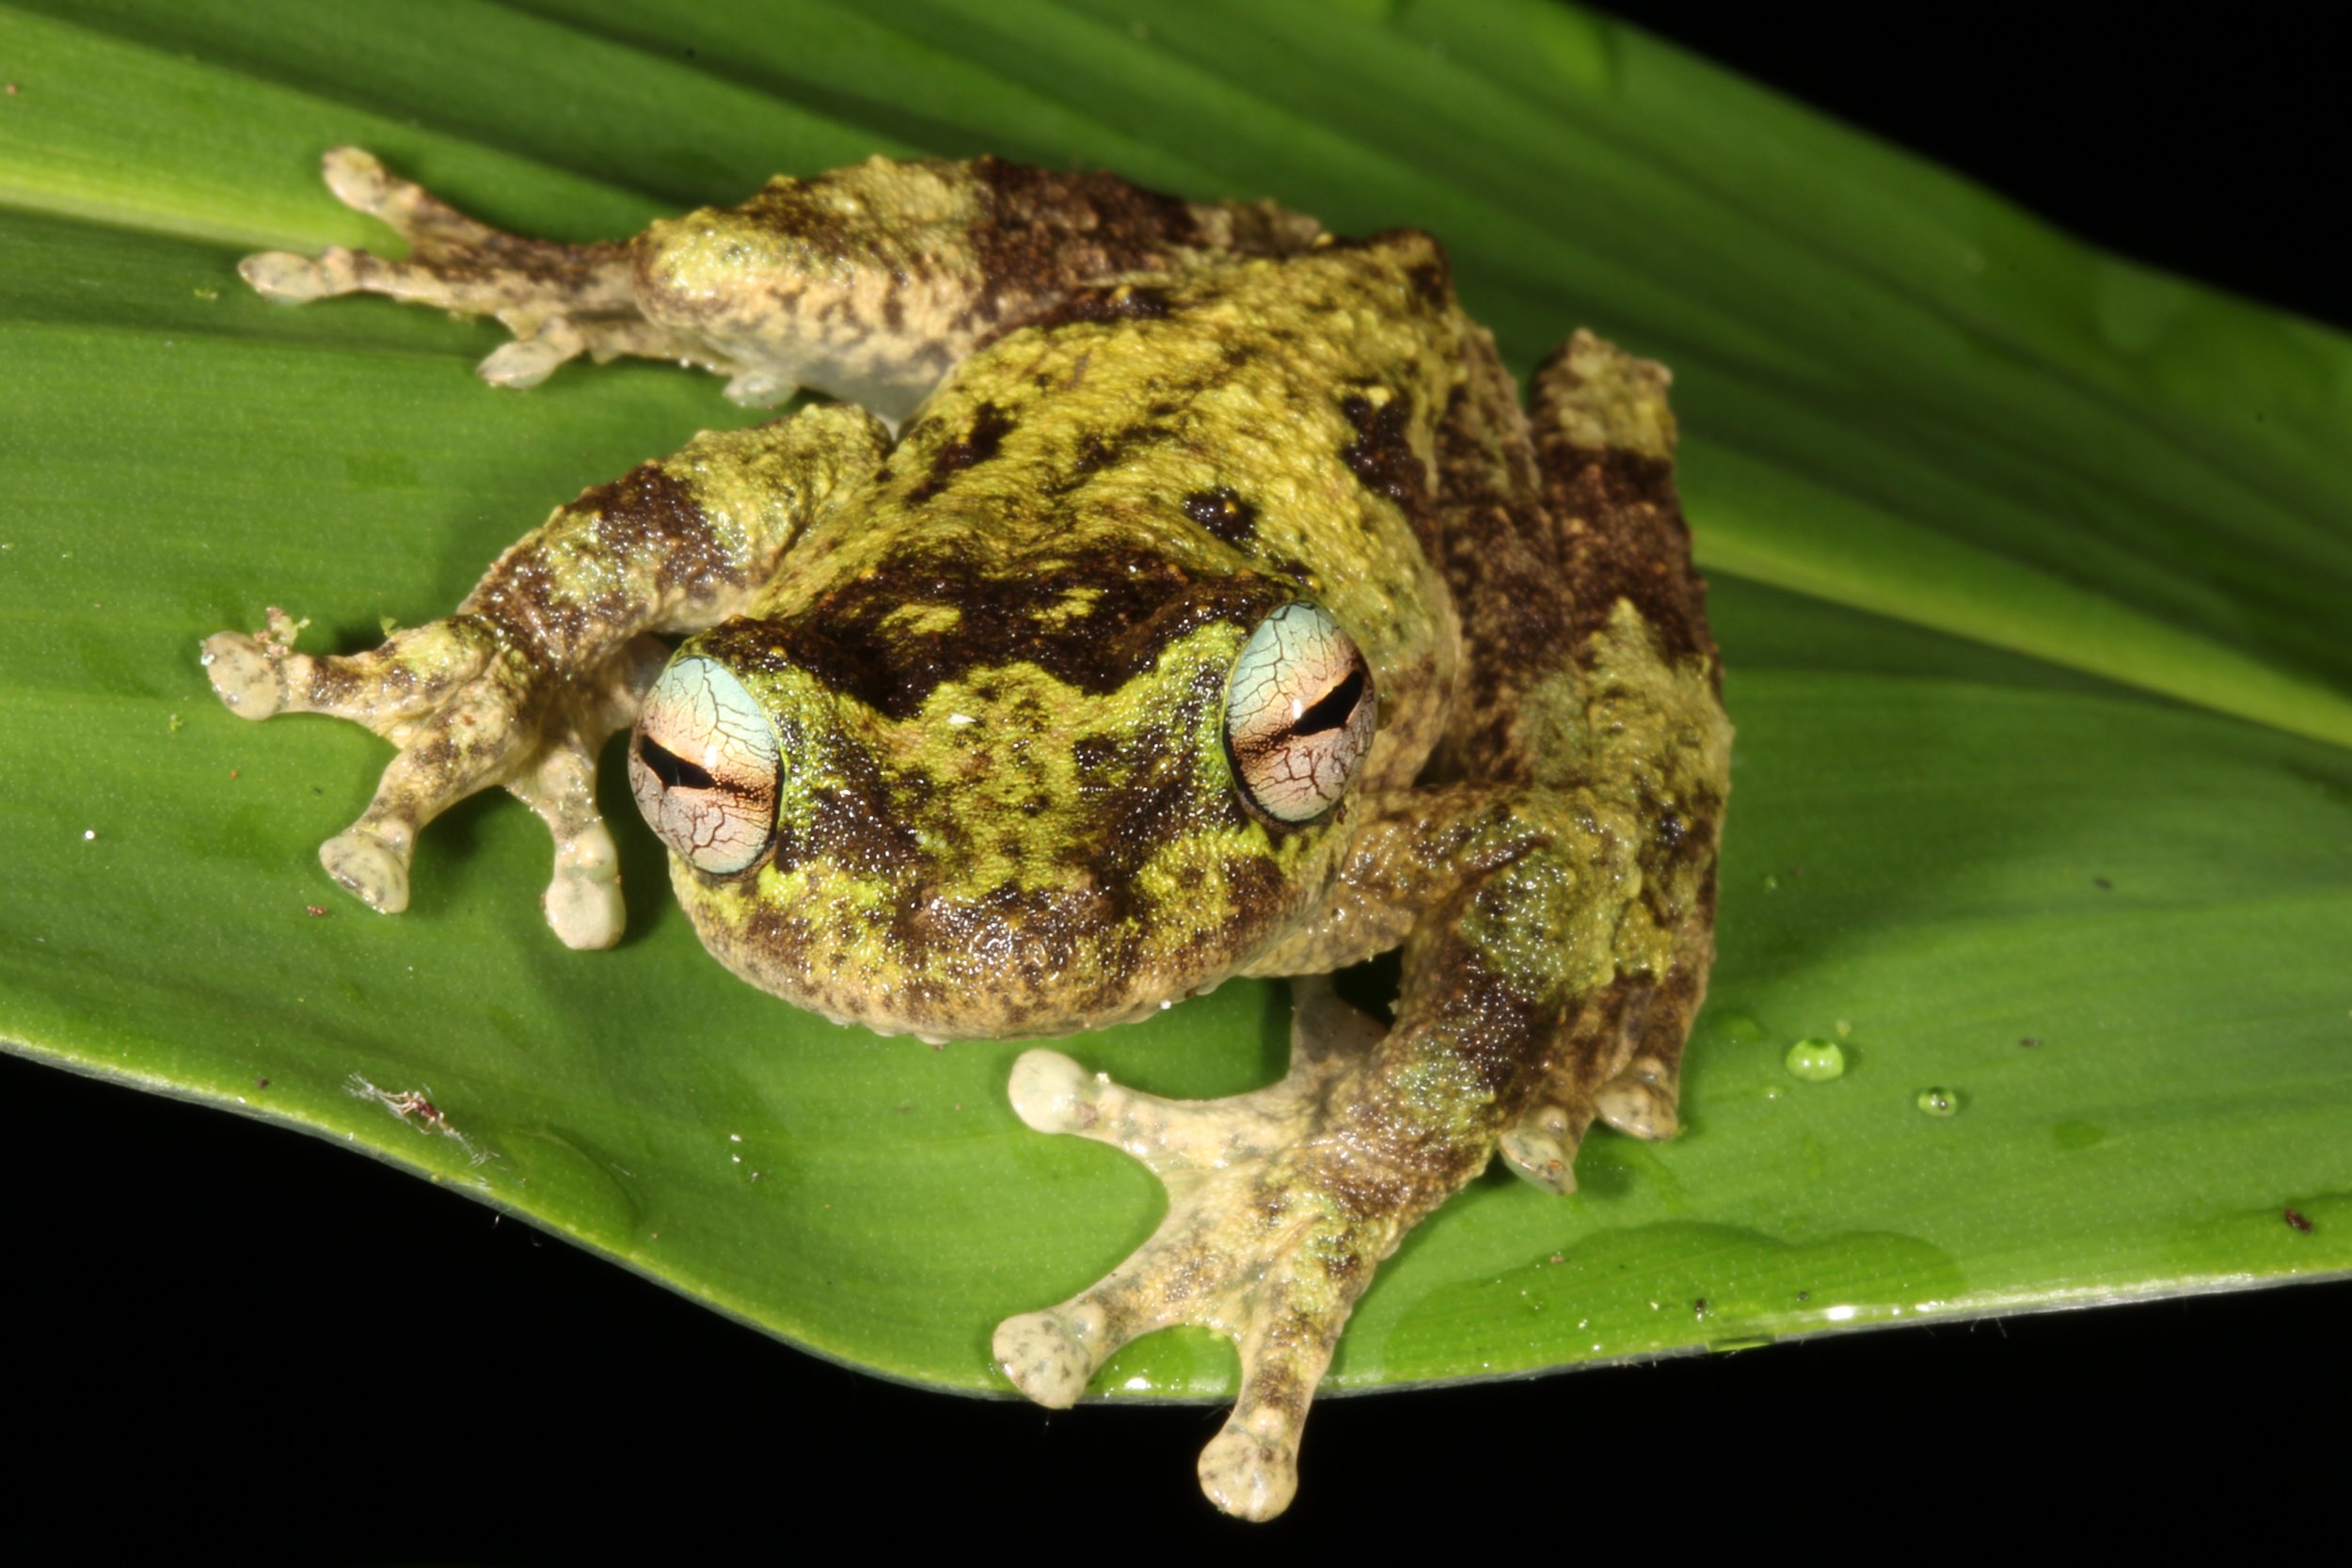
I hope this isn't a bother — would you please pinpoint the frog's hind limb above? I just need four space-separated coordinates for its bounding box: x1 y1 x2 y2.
992 330 1729 1520
1497 332 1729 1179
240 149 715 393
1423 328 1726 1187
996 977 1397 1523
998 792 1644 1523
200 404 889 948
242 150 1321 419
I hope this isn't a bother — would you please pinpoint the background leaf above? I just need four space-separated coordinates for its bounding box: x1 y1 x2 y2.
3 0 2345 1546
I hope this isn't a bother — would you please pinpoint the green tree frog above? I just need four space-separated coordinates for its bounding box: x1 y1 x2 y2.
203 149 1732 1520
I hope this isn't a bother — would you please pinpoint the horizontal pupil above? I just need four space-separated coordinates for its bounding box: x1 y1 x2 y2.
1288 665 1366 737
638 733 715 792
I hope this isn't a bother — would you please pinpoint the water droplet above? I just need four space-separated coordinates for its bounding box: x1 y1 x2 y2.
1708 1008 1766 1048
1761 873 1780 891
1915 1085 1962 1117
1784 1037 1846 1082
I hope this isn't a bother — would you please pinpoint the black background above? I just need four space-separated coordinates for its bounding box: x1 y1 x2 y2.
12 8 2344 1559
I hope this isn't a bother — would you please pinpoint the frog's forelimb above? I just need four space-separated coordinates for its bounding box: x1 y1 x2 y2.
202 405 889 948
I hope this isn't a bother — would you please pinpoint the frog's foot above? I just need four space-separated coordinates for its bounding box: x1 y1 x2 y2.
1495 981 1687 1194
200 611 665 948
994 980 1399 1522
239 148 716 391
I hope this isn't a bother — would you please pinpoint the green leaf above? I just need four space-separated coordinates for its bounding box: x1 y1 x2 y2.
2 0 2345 1414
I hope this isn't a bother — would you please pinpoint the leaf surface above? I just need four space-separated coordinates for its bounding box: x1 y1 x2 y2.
1 0 2345 1397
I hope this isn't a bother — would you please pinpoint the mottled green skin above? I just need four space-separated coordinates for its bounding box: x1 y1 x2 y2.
211 150 1732 1522
673 238 1465 1040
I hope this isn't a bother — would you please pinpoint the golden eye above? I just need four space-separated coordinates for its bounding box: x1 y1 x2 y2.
1223 601 1376 825
628 655 781 875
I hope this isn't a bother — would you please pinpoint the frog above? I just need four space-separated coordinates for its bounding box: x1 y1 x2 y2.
201 148 1732 1521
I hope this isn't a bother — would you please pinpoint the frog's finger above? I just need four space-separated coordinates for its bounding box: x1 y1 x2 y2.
203 615 502 729
319 822 412 915
240 240 629 329
501 657 659 952
295 648 556 918
504 749 624 951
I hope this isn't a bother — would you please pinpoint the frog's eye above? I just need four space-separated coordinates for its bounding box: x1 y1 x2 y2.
628 655 781 876
1224 601 1377 825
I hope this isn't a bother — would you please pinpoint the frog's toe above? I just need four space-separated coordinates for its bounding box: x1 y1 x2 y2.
1005 1049 1095 1135
199 630 289 718
992 1303 1109 1409
1595 1053 1680 1142
318 146 394 215
237 251 335 305
1499 1100 1581 1195
320 827 411 914
478 323 585 389
722 368 800 407
1198 1419 1298 1524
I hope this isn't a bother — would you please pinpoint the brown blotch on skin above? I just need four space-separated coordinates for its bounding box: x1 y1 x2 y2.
965 157 1200 326
1182 487 1260 547
711 549 1284 721
910 402 1016 501
1406 255 1453 309
469 463 728 662
1338 388 1421 506
1018 281 1175 334
1045 420 1181 494
1532 345 1717 681
1338 387 1444 566
1423 359 1575 778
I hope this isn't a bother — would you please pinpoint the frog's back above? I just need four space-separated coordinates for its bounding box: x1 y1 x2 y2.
754 230 1474 794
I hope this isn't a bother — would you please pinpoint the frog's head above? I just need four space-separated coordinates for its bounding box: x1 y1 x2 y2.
624 552 1378 1040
